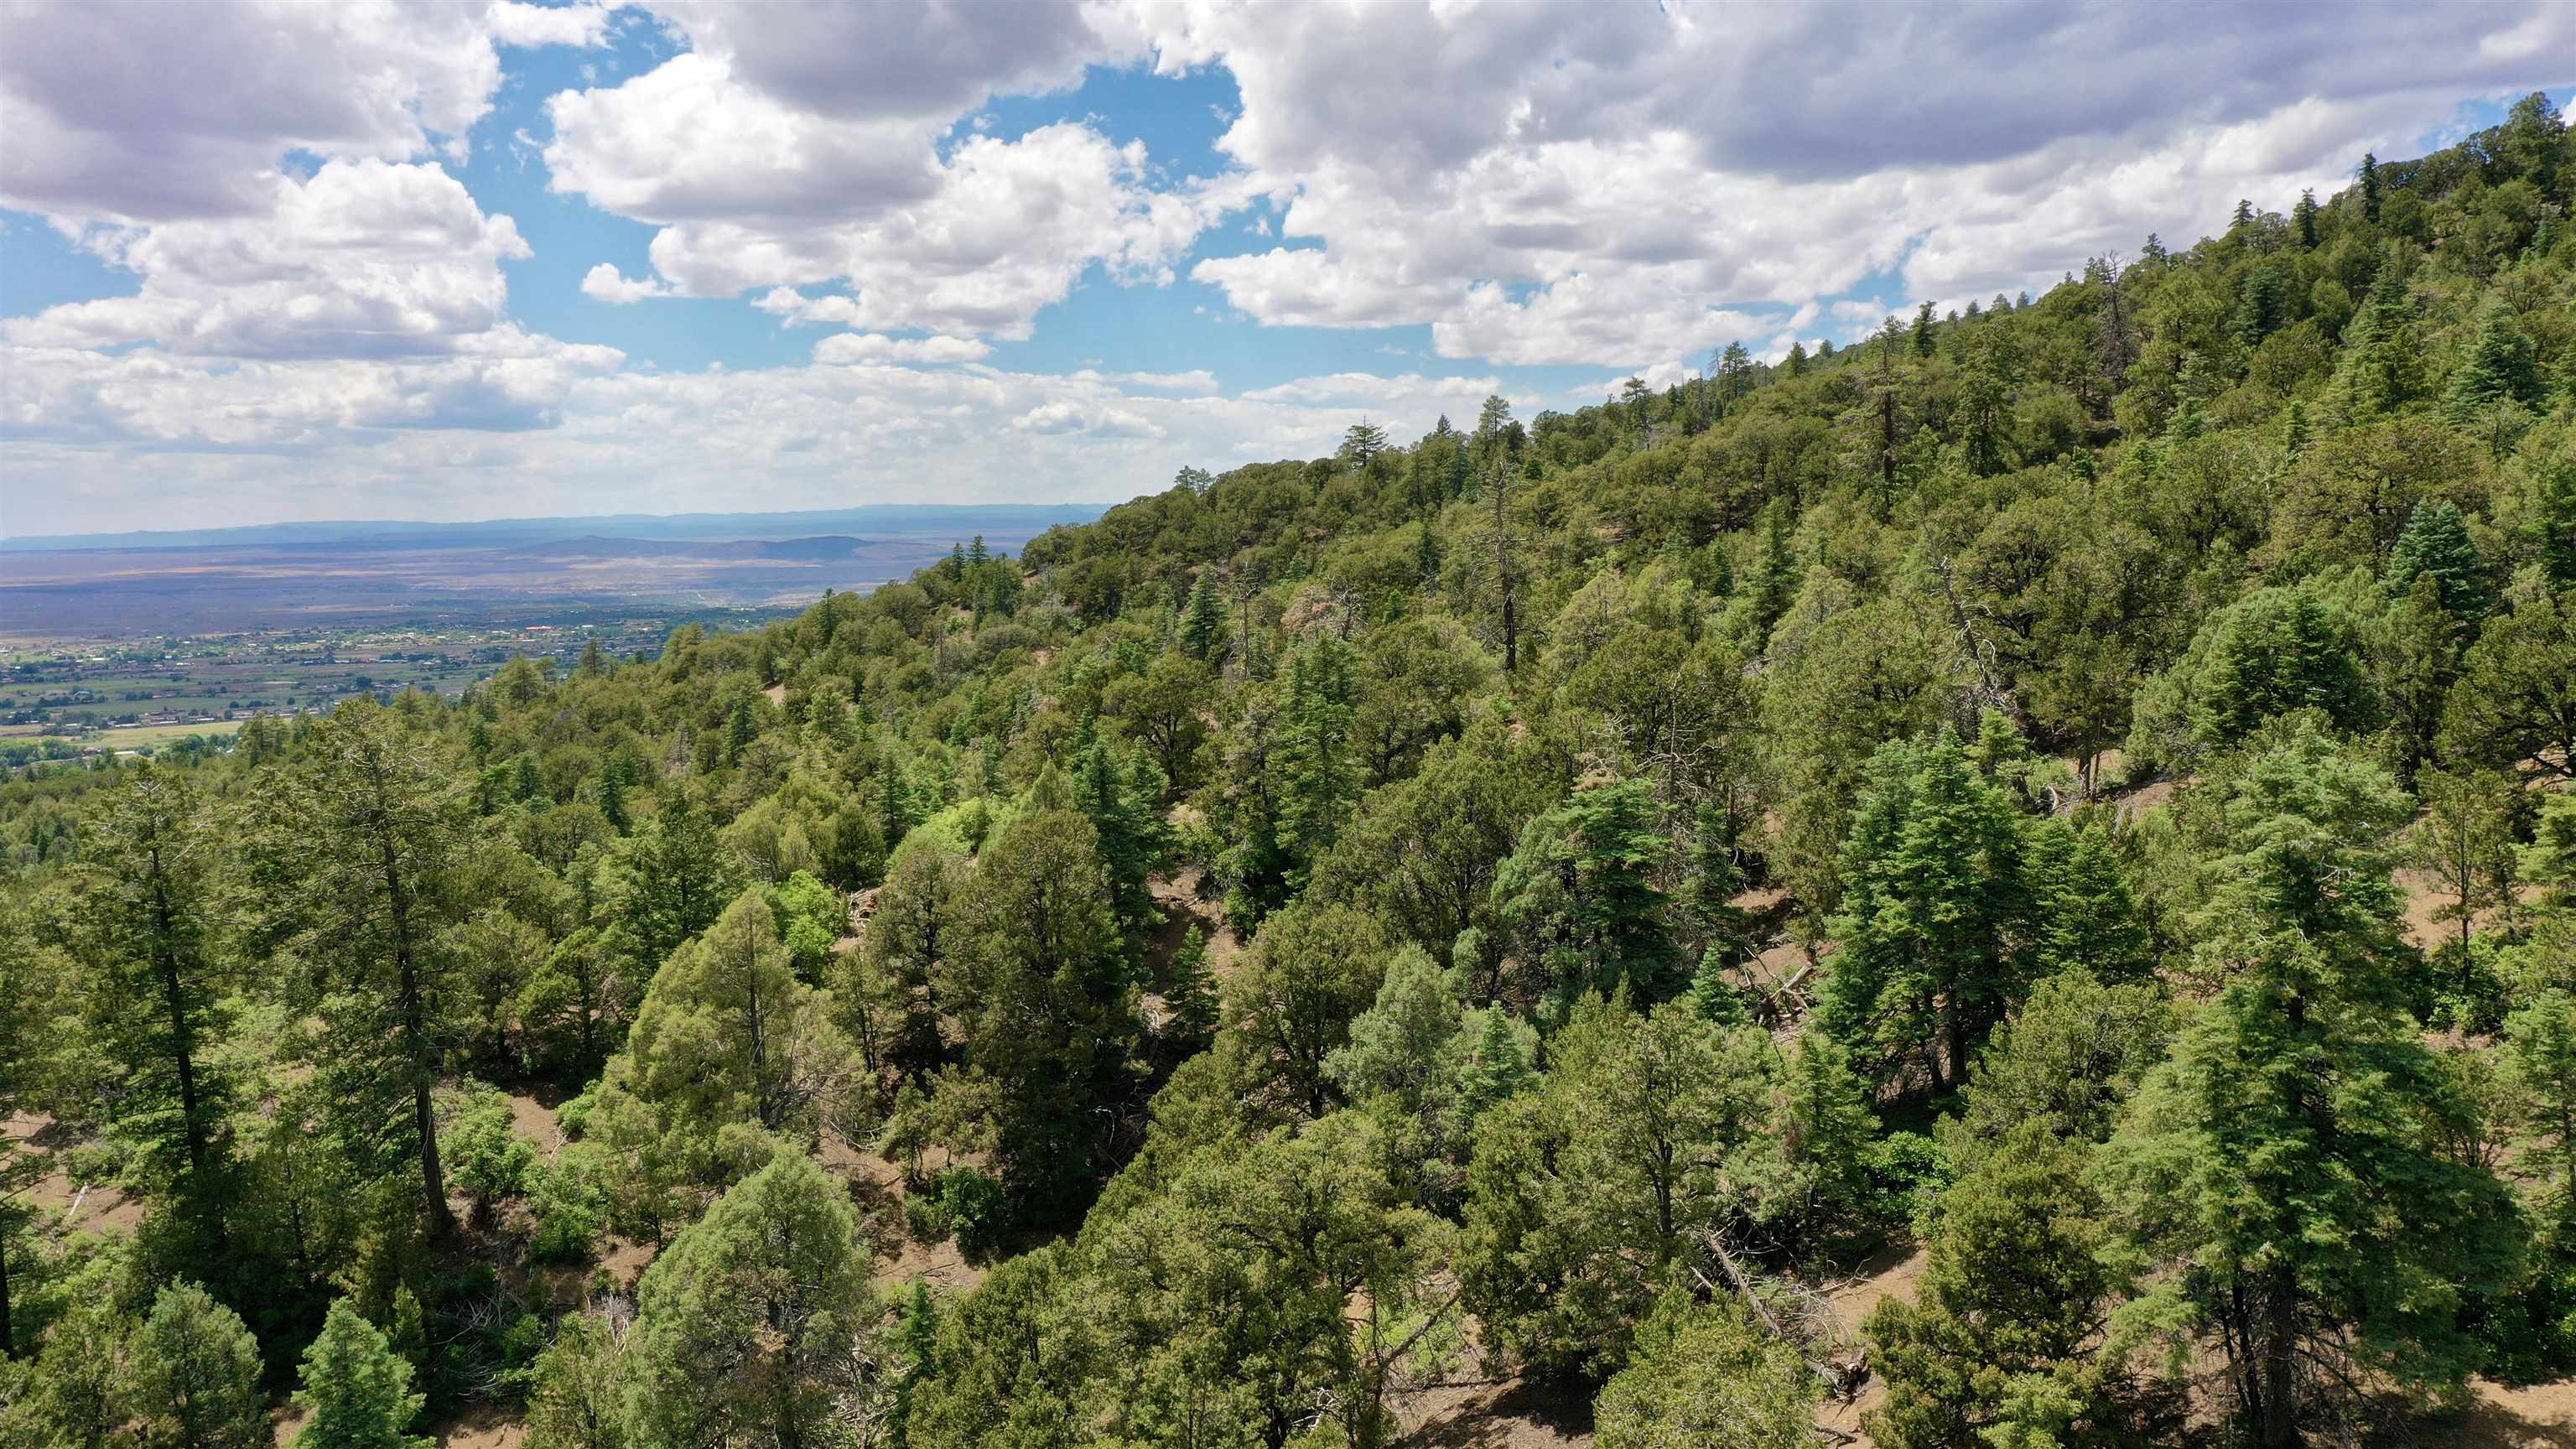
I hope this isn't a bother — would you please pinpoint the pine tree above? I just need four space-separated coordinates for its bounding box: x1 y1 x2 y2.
524 1312 631 1449
1820 731 2026 1088
1453 1004 1532 1121
2533 454 2576 589
629 1152 873 1449
2231 264 2288 345
1687 946 1747 1025
1867 1127 2146 1449
71 763 234 1233
2018 816 2152 981
2443 301 2542 422
1493 775 1680 1004
252 701 468 1240
1162 924 1218 1049
1179 571 1226 660
2105 724 2520 1447
1595 1293 1815 1449
124 1282 267 1449
2332 262 2425 417
294 1300 429 1449
1911 300 1937 356
2359 152 2381 223
2387 498 2487 617
1275 632 1360 887
2293 188 2319 248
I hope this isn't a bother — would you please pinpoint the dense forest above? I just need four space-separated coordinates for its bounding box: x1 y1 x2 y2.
4 94 2575 1449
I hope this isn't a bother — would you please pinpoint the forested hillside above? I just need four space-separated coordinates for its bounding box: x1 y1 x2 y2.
6 95 2576 1449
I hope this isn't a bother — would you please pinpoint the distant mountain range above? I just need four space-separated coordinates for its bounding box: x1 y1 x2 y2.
0 503 1108 553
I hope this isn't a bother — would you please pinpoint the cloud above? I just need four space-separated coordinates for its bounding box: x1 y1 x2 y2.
2 346 1511 532
1144 0 2573 367
6 161 531 359
488 1 625 49
647 0 1130 122
554 100 1223 336
0 0 522 223
582 263 676 304
812 332 992 365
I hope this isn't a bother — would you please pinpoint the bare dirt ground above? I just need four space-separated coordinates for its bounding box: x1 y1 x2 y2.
2425 1379 2576 1447
1147 865 1246 986
818 1129 984 1296
4 1111 142 1234
1394 1376 1595 1447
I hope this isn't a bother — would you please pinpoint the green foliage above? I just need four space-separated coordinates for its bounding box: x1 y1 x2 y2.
628 1152 875 1449
2386 499 2488 616
1820 730 2027 1089
1867 1128 2151 1449
439 1086 536 1231
1462 995 1773 1378
124 1281 268 1449
1493 775 1680 1005
2104 724 2521 1438
8 112 2576 1449
1593 1291 1816 1449
2126 582 2376 772
294 1299 430 1449
523 1312 631 1449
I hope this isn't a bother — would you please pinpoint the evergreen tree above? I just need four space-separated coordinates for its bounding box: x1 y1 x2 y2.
1493 775 1681 1004
2387 498 2487 617
600 888 849 1184
123 1281 267 1449
524 1313 631 1449
2293 187 2318 248
2358 151 2381 222
1462 996 1771 1376
1179 570 1227 661
70 763 235 1237
1453 1003 1533 1123
1911 300 1937 356
2532 454 2576 589
1948 968 2175 1171
1594 1293 1815 1449
293 1300 429 1449
2442 301 2543 422
940 813 1136 1215
252 701 469 1240
1867 1127 2151 1449
2230 263 2288 345
2331 262 2425 417
610 792 739 970
1820 731 2026 1089
1161 924 1218 1052
629 1152 875 1449
1274 631 1360 888
2018 816 2152 982
2104 724 2521 1447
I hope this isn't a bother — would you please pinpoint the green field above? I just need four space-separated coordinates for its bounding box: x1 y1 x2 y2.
2 718 247 750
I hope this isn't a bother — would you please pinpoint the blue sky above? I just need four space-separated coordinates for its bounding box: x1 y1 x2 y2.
1 0 2566 536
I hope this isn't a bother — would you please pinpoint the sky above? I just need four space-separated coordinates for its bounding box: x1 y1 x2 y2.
1 0 2568 538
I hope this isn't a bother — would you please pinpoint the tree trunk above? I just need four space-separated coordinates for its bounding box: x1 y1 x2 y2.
2260 1267 2300 1448
377 799 454 1241
1 1226 14 1358
147 847 211 1187
1490 459 1517 673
